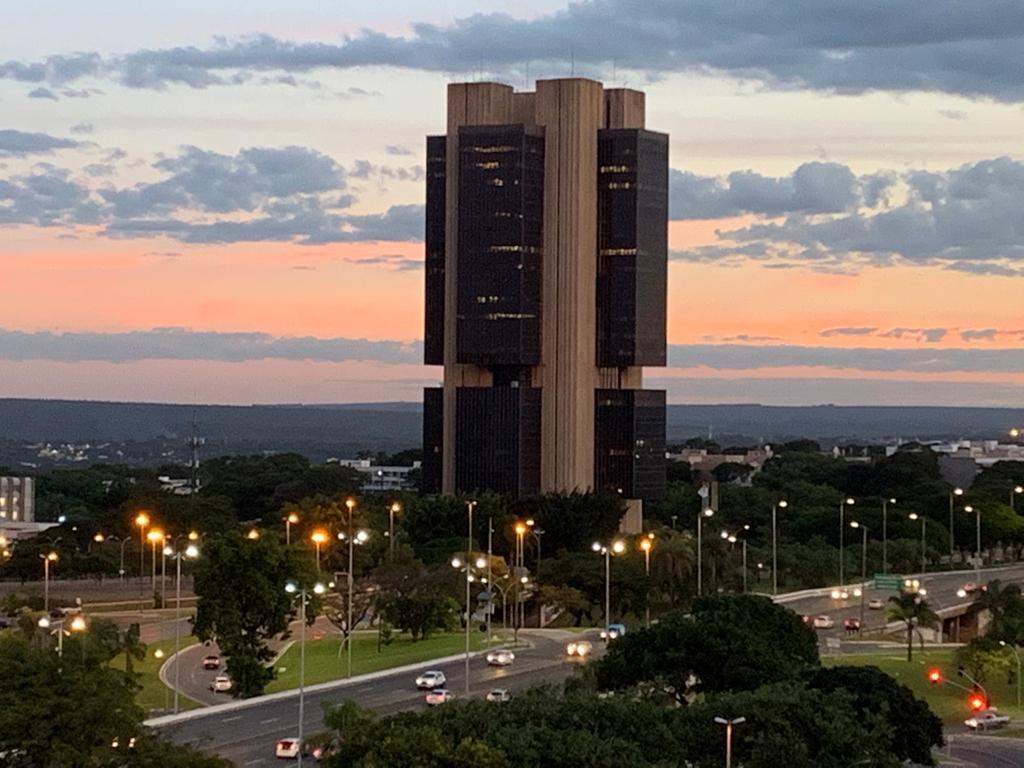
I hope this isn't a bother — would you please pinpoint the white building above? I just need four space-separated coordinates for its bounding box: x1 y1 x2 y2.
0 476 34 522
332 459 421 493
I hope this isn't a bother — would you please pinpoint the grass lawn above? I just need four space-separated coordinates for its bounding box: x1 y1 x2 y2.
267 631 487 693
825 649 1024 727
110 635 201 714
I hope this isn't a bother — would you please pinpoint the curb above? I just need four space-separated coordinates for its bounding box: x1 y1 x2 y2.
145 649 487 729
157 642 211 709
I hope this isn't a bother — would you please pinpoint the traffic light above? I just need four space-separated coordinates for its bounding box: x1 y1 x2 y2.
927 667 942 685
968 693 987 712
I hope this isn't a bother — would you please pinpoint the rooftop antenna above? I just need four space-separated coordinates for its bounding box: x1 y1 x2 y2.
570 48 575 77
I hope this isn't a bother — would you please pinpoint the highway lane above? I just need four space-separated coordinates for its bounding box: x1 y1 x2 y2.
156 630 595 766
943 733 1024 767
778 564 1024 641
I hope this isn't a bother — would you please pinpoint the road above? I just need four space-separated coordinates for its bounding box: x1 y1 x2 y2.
778 563 1024 641
942 733 1024 767
155 630 593 766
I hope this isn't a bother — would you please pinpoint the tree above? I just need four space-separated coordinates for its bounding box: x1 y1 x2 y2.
192 531 313 697
373 550 458 641
977 580 1024 644
594 595 818 701
886 592 940 662
322 580 376 651
954 637 1014 685
806 665 943 764
119 622 147 674
538 584 590 626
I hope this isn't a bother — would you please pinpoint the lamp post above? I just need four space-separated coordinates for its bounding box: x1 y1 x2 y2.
640 533 654 627
134 512 150 611
388 502 401 559
343 524 369 678
950 487 963 562
164 542 199 714
514 520 527 635
714 716 745 768
146 528 164 601
463 500 476 694
486 515 493 643
839 497 854 587
999 641 1022 708
284 512 299 547
40 551 58 612
850 521 868 633
310 528 329 572
882 497 896 574
285 581 325 768
1012 486 1023 515
592 539 626 637
965 505 981 581
95 534 130 582
525 518 545 579
698 507 714 595
772 500 787 595
909 513 927 575
38 613 86 660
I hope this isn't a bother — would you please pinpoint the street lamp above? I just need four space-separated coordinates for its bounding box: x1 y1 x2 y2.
40 551 58 612
134 512 150 610
882 497 896 574
965 505 982 581
697 507 714 595
163 542 199 713
950 487 964 562
772 500 787 595
38 612 86 659
146 529 164 600
639 533 654 627
342 501 370 679
714 716 746 768
909 513 927 575
592 539 626 638
388 502 401 559
310 529 329 571
1012 486 1023 515
525 518 545 579
849 521 869 633
94 534 131 582
464 500 477 693
285 580 325 768
839 497 854 587
246 528 261 541
284 512 299 546
514 520 527 633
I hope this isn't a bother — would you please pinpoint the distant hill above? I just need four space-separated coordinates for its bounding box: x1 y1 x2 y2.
0 399 1021 461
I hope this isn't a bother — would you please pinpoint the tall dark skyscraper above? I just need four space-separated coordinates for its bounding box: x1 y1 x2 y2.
423 78 667 525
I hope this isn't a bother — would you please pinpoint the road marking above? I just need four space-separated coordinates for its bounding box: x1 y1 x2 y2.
243 760 264 766
260 717 278 724
222 715 243 723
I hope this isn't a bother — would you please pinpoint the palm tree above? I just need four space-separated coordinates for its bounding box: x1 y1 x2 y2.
887 592 939 662
120 622 147 674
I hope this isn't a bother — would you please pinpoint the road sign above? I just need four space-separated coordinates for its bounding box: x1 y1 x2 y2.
874 573 902 590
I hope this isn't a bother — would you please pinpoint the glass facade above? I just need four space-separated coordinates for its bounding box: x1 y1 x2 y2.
421 387 444 494
423 135 446 365
455 124 545 366
594 388 667 501
455 386 541 497
597 129 668 368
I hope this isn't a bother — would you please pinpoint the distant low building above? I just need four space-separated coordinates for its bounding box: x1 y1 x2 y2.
667 447 773 484
331 459 421 493
0 476 34 522
157 476 199 495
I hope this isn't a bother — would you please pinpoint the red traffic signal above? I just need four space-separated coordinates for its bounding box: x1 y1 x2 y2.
968 693 987 712
927 668 942 685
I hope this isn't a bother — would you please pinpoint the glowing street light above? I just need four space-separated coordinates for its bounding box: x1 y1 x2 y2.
310 529 329 571
593 540 626 638
284 512 300 546
40 551 58 612
285 580 325 768
772 500 787 595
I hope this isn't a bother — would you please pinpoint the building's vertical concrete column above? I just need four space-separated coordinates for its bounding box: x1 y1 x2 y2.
535 78 604 493
441 83 513 493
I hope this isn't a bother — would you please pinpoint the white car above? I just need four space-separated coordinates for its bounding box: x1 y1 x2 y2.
566 640 593 658
486 687 512 703
415 670 447 690
210 674 232 693
275 738 301 759
425 688 453 706
965 711 1010 731
812 615 835 630
486 649 515 667
867 598 884 610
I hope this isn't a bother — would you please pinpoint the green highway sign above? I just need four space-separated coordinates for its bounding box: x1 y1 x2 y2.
874 574 903 590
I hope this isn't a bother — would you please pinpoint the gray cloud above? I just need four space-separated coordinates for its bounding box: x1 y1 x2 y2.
0 129 78 157
674 156 1024 277
6 3 1024 101
27 87 58 100
666 344 1024 374
70 123 95 135
0 328 1017 376
385 145 413 156
0 328 422 365
821 327 878 337
0 167 101 227
880 327 948 343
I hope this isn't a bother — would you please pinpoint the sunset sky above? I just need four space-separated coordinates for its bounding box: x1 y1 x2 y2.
2 0 1023 406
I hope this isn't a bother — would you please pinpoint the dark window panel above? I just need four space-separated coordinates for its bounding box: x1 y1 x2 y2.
455 386 541 497
456 124 545 366
424 135 447 365
597 129 668 368
421 387 444 494
595 388 666 501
